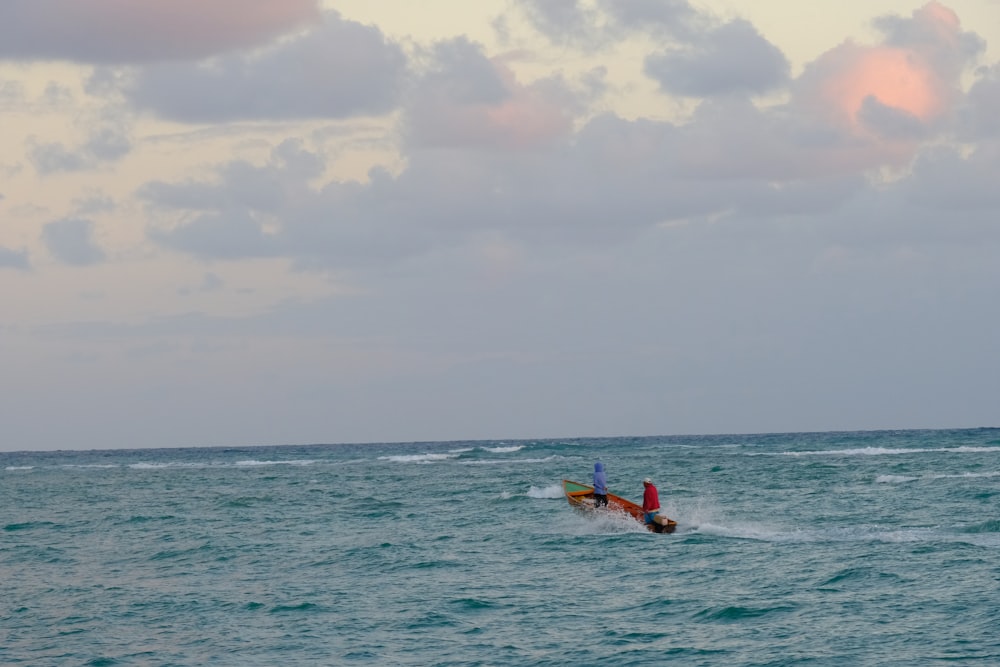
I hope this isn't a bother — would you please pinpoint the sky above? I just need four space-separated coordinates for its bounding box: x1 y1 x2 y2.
2 1 999 451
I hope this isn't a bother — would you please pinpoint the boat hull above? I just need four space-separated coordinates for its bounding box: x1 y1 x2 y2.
563 479 677 533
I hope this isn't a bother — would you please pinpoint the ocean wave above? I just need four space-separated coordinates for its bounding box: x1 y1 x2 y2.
378 453 458 464
758 446 1000 457
693 604 796 622
481 445 524 453
876 475 918 484
561 509 648 535
128 462 208 469
61 464 120 469
930 471 1000 479
698 524 969 546
527 484 563 499
686 521 788 541
234 459 316 467
958 519 1000 534
5 466 34 471
461 455 568 465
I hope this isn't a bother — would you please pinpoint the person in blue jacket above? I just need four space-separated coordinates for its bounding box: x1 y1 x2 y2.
592 461 608 507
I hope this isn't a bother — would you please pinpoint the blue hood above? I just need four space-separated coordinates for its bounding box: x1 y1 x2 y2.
592 461 608 494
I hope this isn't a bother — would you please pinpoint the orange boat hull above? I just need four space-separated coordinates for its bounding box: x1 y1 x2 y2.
563 479 677 533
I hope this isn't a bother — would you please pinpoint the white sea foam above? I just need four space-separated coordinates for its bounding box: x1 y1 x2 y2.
5 466 33 471
688 521 788 541
128 462 205 469
877 471 1000 483
378 453 458 464
234 459 316 467
462 455 567 465
566 509 648 535
125 460 316 470
527 484 564 499
929 471 1000 479
676 498 787 541
759 446 1000 457
61 464 120 469
876 474 918 483
482 445 524 453
720 524 947 545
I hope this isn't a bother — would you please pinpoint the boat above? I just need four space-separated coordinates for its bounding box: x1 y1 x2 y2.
563 479 677 533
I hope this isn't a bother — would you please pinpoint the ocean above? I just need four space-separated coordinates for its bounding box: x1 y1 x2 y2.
2 428 999 666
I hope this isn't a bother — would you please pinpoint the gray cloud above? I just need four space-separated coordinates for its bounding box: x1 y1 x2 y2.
856 96 928 141
962 65 1000 138
515 2 787 98
150 209 280 261
0 0 320 64
516 0 601 45
41 218 106 265
403 37 576 150
873 3 985 76
138 105 883 270
27 113 132 174
898 145 1000 212
517 0 701 45
119 13 407 123
416 38 510 106
73 192 117 216
0 80 25 109
136 53 1000 279
644 19 789 97
598 0 700 35
28 141 90 174
0 245 30 270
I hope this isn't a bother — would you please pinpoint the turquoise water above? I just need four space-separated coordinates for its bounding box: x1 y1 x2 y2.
3 428 999 665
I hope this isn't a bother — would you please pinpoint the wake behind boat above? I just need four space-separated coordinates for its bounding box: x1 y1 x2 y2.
563 479 677 533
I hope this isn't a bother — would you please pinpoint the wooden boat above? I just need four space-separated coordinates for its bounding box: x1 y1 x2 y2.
563 479 677 533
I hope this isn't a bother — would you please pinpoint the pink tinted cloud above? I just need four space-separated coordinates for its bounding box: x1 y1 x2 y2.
817 45 945 124
0 0 321 63
793 2 968 136
408 59 573 151
482 67 574 149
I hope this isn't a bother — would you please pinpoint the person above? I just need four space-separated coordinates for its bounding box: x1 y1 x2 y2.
592 461 608 507
641 477 660 525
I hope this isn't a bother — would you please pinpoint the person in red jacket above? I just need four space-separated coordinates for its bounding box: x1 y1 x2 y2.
641 477 660 525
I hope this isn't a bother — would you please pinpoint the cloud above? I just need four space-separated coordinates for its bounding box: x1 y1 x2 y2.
138 109 863 270
403 38 576 150
644 19 789 97
856 96 927 141
149 209 280 261
135 2 998 274
140 139 322 261
962 64 1000 138
516 0 701 45
516 0 602 45
0 245 30 270
874 1 985 75
41 218 106 265
792 2 983 136
0 0 321 63
795 44 947 131
598 0 700 36
116 12 407 122
28 141 90 174
27 106 133 174
0 79 26 109
897 145 1000 212
28 128 132 174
